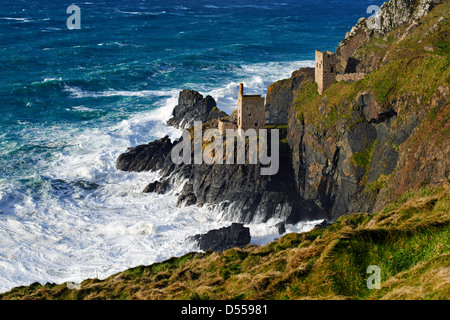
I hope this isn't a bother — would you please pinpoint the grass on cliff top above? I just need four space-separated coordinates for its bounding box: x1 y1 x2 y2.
1 183 448 300
355 1 450 105
293 1 450 135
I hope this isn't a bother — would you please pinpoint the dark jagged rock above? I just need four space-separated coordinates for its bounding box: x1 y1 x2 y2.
143 179 170 194
336 0 442 73
265 68 315 125
315 220 331 230
275 222 286 235
134 128 328 223
207 107 229 122
188 223 251 252
115 136 174 172
175 183 197 207
167 89 227 129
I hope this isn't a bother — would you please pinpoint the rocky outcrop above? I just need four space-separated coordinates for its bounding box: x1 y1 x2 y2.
167 89 228 129
336 0 443 73
165 154 327 224
373 0 442 36
116 130 328 224
265 68 315 124
287 86 435 220
116 136 175 172
116 0 449 227
188 223 251 252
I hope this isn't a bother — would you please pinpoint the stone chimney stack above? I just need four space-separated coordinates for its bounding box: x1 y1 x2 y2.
239 83 244 96
315 50 336 95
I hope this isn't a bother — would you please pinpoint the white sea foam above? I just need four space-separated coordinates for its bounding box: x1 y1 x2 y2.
1 17 31 22
204 5 223 9
206 60 314 115
63 86 179 100
249 219 324 246
43 77 62 82
0 59 320 294
118 10 167 16
72 105 96 112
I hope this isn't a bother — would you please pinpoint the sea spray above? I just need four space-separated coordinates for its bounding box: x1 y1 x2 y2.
0 0 378 293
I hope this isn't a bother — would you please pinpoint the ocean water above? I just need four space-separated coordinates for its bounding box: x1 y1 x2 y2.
0 0 384 292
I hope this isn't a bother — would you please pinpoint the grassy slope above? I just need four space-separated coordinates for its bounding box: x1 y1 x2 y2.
1 2 449 301
291 1 450 201
293 1 450 134
1 184 448 300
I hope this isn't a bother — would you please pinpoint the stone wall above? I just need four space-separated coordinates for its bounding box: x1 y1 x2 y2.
238 96 265 130
237 84 265 131
336 73 366 83
218 120 237 134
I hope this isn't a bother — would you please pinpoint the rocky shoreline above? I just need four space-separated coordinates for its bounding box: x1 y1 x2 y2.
115 0 449 251
115 89 329 249
115 87 330 226
0 0 448 299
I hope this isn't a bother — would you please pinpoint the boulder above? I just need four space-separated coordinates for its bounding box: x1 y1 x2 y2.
143 179 170 194
275 222 286 235
167 89 227 129
115 135 174 172
188 223 251 252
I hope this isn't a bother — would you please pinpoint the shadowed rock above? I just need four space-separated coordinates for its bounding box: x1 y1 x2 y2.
167 89 227 129
188 223 251 252
265 67 315 125
116 135 174 172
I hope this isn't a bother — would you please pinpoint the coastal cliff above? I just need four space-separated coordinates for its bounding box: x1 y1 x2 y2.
116 122 327 224
116 0 448 227
286 0 449 221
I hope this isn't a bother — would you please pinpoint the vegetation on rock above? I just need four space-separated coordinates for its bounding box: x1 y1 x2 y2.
2 0 448 301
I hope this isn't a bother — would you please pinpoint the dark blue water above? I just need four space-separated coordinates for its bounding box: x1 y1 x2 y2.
0 0 384 292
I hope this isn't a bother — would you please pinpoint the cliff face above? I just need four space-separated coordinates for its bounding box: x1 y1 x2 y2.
287 89 421 220
116 0 449 225
166 89 227 129
373 87 449 212
336 0 443 73
288 0 449 221
265 68 315 124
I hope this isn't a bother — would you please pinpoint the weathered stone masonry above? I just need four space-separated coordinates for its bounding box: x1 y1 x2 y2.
237 83 265 131
315 50 337 95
